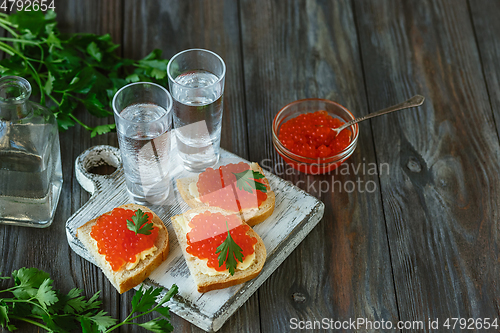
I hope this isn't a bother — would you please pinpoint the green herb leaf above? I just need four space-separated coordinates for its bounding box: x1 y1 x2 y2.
137 318 174 333
44 71 55 95
62 288 87 314
215 221 244 275
12 267 51 300
91 124 116 138
35 278 58 310
126 73 140 83
83 93 110 118
85 291 103 311
87 42 102 62
131 285 162 313
232 169 268 194
0 11 171 136
67 67 97 94
154 306 171 319
127 209 154 235
55 113 76 131
88 310 117 331
80 316 100 333
0 267 177 332
0 300 9 328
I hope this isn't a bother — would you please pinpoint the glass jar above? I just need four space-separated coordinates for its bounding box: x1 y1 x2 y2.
0 76 63 227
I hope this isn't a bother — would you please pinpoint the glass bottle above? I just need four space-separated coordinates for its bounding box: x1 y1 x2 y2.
0 76 63 227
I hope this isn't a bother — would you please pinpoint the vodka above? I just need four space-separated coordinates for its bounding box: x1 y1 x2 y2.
171 70 223 171
0 123 62 226
116 103 171 204
0 76 63 227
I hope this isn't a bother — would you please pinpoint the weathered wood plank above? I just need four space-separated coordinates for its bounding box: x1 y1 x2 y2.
0 2 123 332
354 0 500 330
122 0 249 160
57 0 123 329
239 0 398 331
121 1 253 331
469 0 500 142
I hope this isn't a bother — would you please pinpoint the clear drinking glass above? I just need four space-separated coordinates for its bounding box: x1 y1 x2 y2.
167 49 226 172
0 76 63 227
112 82 173 205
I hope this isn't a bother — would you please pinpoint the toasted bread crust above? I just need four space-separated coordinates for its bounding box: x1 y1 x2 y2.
176 163 275 226
171 207 266 293
76 204 169 294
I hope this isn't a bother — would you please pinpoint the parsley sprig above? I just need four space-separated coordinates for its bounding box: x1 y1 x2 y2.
215 221 244 276
232 169 267 194
127 209 154 235
0 267 178 332
0 10 170 137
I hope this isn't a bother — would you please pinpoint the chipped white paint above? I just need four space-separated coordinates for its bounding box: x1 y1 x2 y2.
67 145 324 332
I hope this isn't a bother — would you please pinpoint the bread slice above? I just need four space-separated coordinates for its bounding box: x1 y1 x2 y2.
76 203 169 294
171 206 266 293
177 162 275 226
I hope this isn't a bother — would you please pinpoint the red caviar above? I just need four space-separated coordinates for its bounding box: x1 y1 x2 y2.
186 212 257 271
197 162 267 212
278 110 351 158
90 208 158 271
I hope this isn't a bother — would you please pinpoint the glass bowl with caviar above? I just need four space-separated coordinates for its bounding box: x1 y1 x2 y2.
272 98 359 175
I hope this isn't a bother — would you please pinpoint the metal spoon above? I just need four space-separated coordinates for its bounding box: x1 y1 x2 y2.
331 95 425 137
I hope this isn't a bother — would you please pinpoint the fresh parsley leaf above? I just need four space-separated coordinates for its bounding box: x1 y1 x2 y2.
131 285 162 313
86 291 103 311
0 11 171 136
67 67 97 94
154 306 171 319
232 169 268 194
91 124 116 138
0 300 9 328
0 267 177 332
127 209 154 235
157 285 178 305
83 93 110 118
126 73 140 83
44 71 55 95
80 316 100 333
88 310 116 331
62 288 87 314
36 278 58 310
87 42 102 62
215 221 244 275
12 267 51 300
137 318 174 333
55 113 76 131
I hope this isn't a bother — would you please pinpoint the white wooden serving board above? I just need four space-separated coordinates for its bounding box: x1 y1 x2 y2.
66 144 324 332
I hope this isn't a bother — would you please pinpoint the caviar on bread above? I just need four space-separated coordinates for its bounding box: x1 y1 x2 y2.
176 162 275 226
171 206 266 293
76 204 169 294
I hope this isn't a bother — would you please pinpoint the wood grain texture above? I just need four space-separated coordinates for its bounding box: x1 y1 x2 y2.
120 1 252 331
0 2 122 332
469 0 500 142
354 0 500 330
122 0 249 160
2 1 499 332
66 146 324 332
239 0 398 332
56 0 123 329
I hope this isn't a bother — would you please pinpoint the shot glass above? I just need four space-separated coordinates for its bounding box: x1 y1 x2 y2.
167 48 226 172
112 82 173 205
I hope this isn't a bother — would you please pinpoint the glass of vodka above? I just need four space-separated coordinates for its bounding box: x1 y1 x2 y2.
0 76 63 227
112 82 173 205
167 49 226 172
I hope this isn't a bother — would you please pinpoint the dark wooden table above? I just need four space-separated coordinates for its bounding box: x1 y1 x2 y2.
2 0 500 332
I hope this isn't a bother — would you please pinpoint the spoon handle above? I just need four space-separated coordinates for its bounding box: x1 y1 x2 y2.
337 95 425 132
